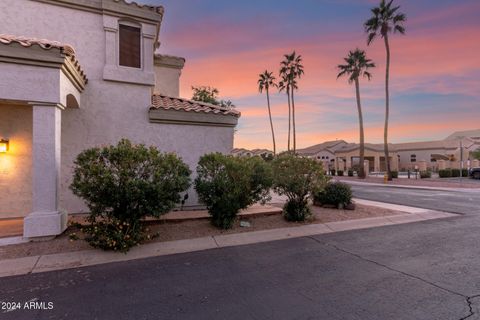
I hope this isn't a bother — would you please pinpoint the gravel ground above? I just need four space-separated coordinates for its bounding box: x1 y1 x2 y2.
0 203 401 260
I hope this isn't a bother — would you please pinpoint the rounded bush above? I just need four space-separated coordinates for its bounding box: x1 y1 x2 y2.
195 153 273 229
451 169 460 177
272 154 328 221
420 171 431 179
348 169 354 177
391 171 399 179
314 181 352 208
70 139 191 252
337 170 344 176
439 169 452 178
283 198 310 222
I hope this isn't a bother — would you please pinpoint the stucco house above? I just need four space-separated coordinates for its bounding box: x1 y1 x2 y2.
296 140 348 170
0 0 240 239
231 148 273 158
301 129 480 173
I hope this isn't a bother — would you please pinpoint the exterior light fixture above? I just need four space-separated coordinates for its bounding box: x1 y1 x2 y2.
0 139 9 153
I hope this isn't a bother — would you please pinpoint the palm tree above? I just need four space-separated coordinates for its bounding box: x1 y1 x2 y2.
337 49 375 179
279 51 304 153
278 67 291 152
258 70 278 155
364 0 406 180
289 52 304 153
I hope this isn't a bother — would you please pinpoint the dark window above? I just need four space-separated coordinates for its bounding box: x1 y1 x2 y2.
410 154 416 163
119 24 141 68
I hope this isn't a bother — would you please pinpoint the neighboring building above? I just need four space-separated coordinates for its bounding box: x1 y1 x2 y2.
231 148 273 158
296 140 347 170
0 0 240 239
301 130 480 173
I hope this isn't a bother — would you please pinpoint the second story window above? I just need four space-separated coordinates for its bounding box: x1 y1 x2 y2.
119 24 141 68
410 154 416 163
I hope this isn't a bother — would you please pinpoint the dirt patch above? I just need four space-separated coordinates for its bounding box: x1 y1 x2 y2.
0 203 401 260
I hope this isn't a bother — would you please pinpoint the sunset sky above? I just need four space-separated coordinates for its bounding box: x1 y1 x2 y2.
153 0 480 150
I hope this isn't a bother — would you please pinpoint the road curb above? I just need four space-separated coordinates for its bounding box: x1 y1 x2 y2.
0 207 459 278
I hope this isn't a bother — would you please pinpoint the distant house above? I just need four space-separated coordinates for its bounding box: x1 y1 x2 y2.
0 0 240 239
300 130 480 173
231 148 273 158
296 140 348 170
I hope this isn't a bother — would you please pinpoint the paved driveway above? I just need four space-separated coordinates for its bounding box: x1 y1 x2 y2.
350 184 480 215
1 213 480 320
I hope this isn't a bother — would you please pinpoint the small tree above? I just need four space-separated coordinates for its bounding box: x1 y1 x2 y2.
191 86 236 108
195 153 273 229
191 86 219 105
272 154 328 221
70 139 191 252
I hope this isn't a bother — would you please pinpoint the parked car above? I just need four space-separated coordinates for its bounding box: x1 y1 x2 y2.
469 167 480 179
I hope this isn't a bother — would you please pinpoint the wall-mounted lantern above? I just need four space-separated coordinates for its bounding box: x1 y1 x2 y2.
0 139 9 153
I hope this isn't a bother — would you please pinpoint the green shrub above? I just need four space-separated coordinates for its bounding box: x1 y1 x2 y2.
348 169 354 177
420 171 431 179
461 169 468 177
391 171 398 178
330 169 336 176
70 139 191 252
314 182 352 208
337 170 344 176
451 169 460 177
439 169 452 178
272 154 328 221
195 153 272 229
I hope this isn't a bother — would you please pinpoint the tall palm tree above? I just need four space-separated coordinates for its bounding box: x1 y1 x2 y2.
258 70 278 155
337 49 375 179
364 0 406 180
278 68 291 152
289 52 304 153
279 51 304 153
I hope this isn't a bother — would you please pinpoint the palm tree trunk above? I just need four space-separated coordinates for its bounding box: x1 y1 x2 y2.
291 89 296 153
287 87 291 152
355 78 365 179
266 88 276 155
384 33 392 181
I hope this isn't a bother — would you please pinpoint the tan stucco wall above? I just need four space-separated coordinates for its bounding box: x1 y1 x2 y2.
0 104 32 218
1 0 235 216
153 65 181 97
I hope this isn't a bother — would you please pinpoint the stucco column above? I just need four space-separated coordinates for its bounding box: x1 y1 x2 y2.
392 155 399 171
419 160 427 172
364 160 370 176
346 157 352 170
438 160 446 170
24 104 67 239
337 159 344 171
473 159 480 168
374 156 380 172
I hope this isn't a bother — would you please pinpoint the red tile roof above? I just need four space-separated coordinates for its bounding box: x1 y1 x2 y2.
150 95 241 117
113 0 164 14
0 34 87 84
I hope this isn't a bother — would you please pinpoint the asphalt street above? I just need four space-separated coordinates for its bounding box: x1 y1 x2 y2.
1 184 480 320
351 184 480 215
2 212 480 320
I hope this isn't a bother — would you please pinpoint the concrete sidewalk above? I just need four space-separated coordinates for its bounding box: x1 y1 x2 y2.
0 200 457 278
